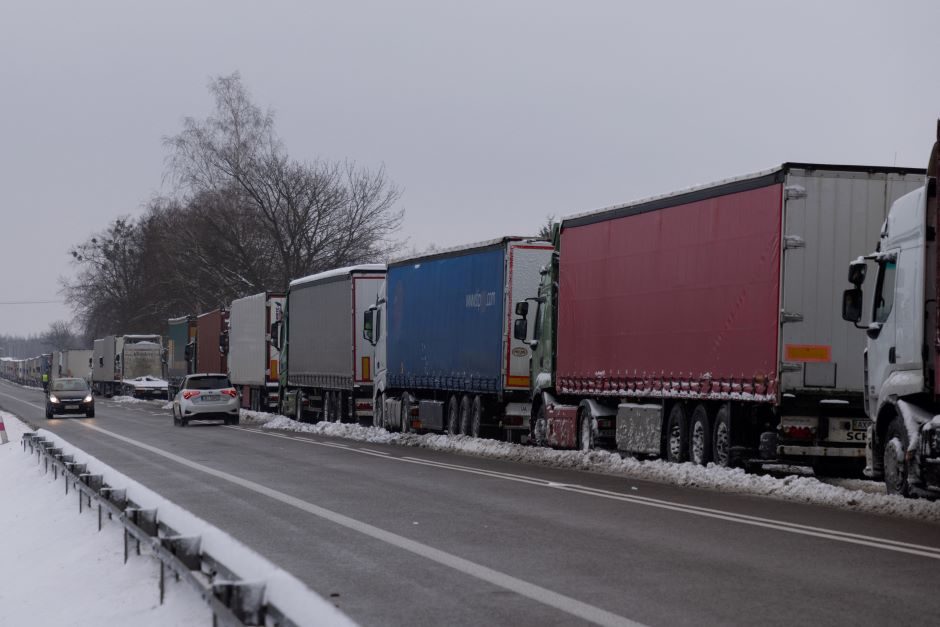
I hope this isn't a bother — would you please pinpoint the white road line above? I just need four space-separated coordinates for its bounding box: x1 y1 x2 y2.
74 421 642 627
225 424 940 561
0 390 45 411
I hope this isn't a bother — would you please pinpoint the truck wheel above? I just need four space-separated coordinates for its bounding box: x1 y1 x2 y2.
883 417 911 497
712 404 733 467
579 409 595 452
688 404 712 465
531 404 548 447
374 394 386 429
459 395 472 436
665 404 689 463
294 391 304 422
447 395 460 436
400 393 412 433
470 396 483 438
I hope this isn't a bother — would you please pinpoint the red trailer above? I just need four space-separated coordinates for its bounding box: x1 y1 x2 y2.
196 308 229 375
515 163 925 473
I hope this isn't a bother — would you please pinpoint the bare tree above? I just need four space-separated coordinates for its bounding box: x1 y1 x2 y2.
537 215 556 241
41 320 77 352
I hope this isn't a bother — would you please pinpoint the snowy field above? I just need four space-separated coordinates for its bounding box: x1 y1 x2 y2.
0 411 353 627
248 411 940 523
0 412 207 626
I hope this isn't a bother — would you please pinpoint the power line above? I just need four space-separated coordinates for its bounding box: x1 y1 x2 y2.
0 300 64 305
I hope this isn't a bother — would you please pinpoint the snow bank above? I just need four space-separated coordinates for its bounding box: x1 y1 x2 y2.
257 414 940 523
0 412 206 626
25 420 353 627
110 395 164 404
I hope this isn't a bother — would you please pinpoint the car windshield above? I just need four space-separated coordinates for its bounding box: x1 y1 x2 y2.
185 376 230 390
51 379 88 392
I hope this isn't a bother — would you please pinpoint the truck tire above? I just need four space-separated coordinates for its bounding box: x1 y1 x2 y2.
665 403 689 463
374 394 385 429
531 404 548 447
470 396 483 439
447 395 460 436
712 404 733 467
400 393 413 433
294 391 304 422
883 416 911 497
688 404 712 465
459 395 472 436
579 409 595 452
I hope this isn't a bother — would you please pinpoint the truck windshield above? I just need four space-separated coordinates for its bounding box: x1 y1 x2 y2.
873 259 897 324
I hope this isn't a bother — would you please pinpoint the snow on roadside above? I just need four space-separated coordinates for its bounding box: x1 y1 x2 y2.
109 395 166 405
34 421 354 627
0 412 207 626
255 413 940 523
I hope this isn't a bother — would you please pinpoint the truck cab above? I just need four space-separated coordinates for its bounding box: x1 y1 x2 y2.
843 125 940 497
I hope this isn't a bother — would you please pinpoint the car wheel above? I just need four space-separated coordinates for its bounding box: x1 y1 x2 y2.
173 407 180 426
85 409 95 418
447 395 460 436
665 403 689 463
459 395 472 436
884 416 911 497
45 406 53 419
400 392 412 433
688 404 712 465
712 404 733 468
470 395 483 439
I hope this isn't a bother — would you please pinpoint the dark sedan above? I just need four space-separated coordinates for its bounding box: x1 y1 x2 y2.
46 378 95 418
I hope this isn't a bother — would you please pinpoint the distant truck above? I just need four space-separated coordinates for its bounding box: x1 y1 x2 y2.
165 315 197 398
92 335 168 398
51 349 93 382
366 238 552 438
842 123 940 497
228 292 285 411
513 163 924 475
276 265 384 423
196 308 229 375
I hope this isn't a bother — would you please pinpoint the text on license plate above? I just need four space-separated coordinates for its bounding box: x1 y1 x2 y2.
66 404 79 410
201 395 220 402
852 419 869 431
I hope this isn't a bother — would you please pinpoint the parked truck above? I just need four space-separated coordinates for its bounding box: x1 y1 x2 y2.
513 163 925 474
52 349 93 382
195 308 229 375
366 238 552 438
92 335 168 398
277 266 384 423
165 315 197 398
842 123 940 497
228 292 285 411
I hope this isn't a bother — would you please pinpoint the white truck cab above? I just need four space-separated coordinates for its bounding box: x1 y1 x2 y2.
843 124 940 497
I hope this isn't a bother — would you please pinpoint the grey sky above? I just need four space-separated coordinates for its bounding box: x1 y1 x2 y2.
1 0 938 337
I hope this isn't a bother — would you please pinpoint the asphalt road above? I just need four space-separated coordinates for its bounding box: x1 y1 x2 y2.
2 379 939 626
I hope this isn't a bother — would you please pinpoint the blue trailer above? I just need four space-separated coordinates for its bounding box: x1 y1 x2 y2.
367 237 552 439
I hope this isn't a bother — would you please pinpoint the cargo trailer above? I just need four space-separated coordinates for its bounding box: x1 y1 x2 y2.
513 163 925 474
52 349 93 382
195 309 229 375
228 292 285 411
367 238 552 438
165 315 197 397
277 265 384 423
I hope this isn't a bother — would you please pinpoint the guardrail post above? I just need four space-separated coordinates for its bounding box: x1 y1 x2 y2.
161 536 201 570
212 582 266 625
1 413 10 445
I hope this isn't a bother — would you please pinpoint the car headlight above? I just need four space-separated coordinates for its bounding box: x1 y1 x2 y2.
84 394 93 403
49 394 59 403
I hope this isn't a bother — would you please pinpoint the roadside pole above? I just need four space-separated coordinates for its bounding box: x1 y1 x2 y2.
0 413 8 444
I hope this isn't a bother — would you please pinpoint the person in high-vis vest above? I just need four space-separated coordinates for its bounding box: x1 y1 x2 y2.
41 372 49 391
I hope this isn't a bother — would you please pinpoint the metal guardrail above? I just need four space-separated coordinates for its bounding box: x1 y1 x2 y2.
21 432 298 627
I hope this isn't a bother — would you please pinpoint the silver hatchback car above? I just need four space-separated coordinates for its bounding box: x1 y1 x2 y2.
172 374 240 426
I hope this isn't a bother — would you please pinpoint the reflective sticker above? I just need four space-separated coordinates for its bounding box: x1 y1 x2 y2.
784 344 832 363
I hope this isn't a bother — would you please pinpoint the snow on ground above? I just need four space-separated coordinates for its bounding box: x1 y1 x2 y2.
109 395 166 405
254 413 940 523
0 412 207 626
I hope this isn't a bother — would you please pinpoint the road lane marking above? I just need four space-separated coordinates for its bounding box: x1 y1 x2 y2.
73 421 642 627
227 425 940 561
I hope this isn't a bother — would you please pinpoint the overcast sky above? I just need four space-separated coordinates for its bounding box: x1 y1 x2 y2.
1 0 938 337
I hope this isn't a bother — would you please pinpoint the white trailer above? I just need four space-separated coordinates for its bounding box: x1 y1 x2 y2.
92 335 167 398
228 292 285 411
52 349 93 383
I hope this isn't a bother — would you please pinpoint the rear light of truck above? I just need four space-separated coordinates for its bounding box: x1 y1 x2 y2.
183 390 200 400
221 388 237 397
782 425 815 440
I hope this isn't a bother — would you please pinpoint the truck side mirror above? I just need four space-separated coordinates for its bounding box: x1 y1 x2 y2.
848 260 867 286
269 321 282 350
363 309 374 344
513 318 528 341
841 288 863 324
514 301 529 317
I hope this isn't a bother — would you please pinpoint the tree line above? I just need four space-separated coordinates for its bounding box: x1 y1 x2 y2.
63 73 403 340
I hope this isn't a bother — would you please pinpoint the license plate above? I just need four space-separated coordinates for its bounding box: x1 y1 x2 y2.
852 419 869 431
66 404 79 410
202 395 220 402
